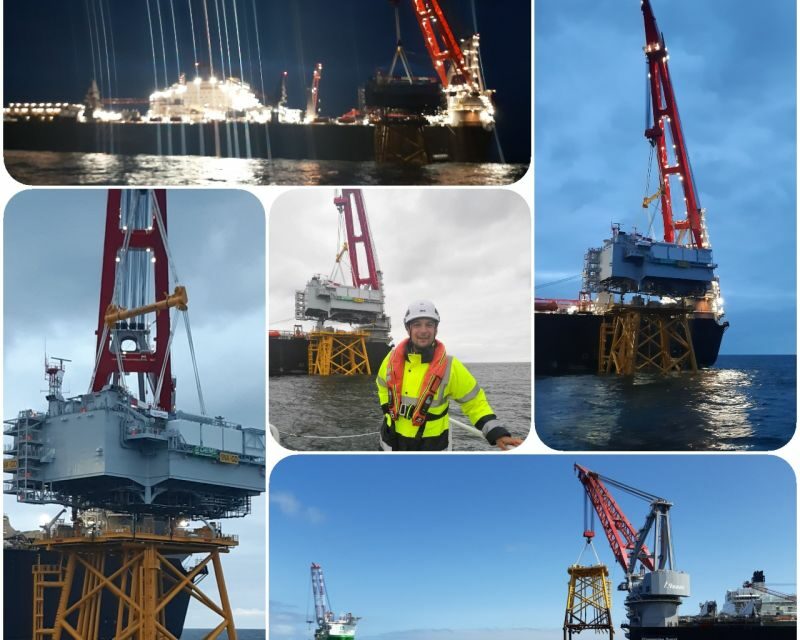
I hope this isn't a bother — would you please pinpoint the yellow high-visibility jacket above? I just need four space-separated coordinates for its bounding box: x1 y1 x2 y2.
375 342 508 451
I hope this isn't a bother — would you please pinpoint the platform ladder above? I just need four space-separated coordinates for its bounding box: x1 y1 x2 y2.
563 564 614 639
598 306 697 375
32 560 65 640
308 330 372 376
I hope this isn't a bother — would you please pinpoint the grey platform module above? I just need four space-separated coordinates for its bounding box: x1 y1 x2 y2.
4 388 265 518
593 228 716 297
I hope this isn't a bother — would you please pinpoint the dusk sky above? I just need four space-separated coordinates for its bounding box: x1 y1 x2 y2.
4 0 531 164
270 454 796 640
535 0 796 354
3 189 266 628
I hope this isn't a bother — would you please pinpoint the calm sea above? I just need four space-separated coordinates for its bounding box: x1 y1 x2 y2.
270 362 531 451
535 355 796 451
182 630 264 640
4 151 528 186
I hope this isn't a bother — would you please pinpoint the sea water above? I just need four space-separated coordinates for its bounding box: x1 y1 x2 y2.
182 630 265 640
269 362 531 451
535 355 796 451
4 151 528 186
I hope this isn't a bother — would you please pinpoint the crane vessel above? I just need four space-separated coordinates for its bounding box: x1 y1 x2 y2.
575 464 796 639
310 563 359 640
3 190 266 640
5 1 497 165
270 189 392 376
535 0 728 375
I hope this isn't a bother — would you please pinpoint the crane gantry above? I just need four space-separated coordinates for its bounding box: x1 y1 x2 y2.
574 464 690 632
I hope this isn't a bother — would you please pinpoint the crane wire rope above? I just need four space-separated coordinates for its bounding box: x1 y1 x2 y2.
153 307 179 410
575 538 603 567
642 66 660 238
471 0 506 163
88 209 136 395
536 274 582 290
182 311 207 415
643 144 659 238
151 192 207 414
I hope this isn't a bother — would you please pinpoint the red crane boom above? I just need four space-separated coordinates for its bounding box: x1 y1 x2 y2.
333 189 381 291
575 464 655 575
642 0 705 248
92 190 174 411
410 0 475 90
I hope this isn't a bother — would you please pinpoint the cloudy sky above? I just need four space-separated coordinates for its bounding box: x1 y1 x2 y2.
535 0 796 354
270 454 796 640
4 0 531 163
269 188 531 363
3 189 266 628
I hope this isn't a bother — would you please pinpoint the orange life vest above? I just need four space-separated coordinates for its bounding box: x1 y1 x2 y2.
386 339 448 428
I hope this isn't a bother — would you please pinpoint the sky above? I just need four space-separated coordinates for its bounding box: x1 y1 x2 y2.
269 188 531 363
3 0 531 164
535 0 796 354
269 454 796 640
3 189 267 628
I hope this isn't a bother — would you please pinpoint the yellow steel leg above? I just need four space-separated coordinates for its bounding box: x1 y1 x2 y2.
599 307 697 375
211 551 238 640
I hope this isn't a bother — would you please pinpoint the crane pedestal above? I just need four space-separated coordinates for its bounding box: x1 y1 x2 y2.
32 530 239 640
598 306 697 375
308 330 372 376
374 119 427 164
563 564 614 639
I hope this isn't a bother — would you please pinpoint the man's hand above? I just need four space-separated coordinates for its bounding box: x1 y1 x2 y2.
495 435 523 450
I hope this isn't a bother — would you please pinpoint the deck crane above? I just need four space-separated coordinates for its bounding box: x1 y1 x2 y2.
295 190 392 375
575 464 690 634
641 0 707 249
410 0 476 91
310 563 359 640
409 0 494 126
577 0 727 375
743 572 798 603
305 63 323 123
311 562 331 629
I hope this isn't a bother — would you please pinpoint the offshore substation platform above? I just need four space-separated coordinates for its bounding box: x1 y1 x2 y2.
3 190 266 640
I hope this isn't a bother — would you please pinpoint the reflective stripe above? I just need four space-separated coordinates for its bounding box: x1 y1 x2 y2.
376 376 387 388
480 418 500 438
455 383 481 404
379 439 393 451
436 357 454 404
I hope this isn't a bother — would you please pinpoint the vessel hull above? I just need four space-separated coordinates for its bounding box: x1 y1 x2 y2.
628 623 796 639
269 336 391 376
4 119 493 163
534 312 727 375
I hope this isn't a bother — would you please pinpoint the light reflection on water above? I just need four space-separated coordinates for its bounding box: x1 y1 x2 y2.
5 151 528 186
535 356 795 451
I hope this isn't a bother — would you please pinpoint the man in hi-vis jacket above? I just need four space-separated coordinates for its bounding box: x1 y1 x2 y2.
375 300 522 451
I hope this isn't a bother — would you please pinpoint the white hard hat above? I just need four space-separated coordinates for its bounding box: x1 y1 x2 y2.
404 300 440 326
